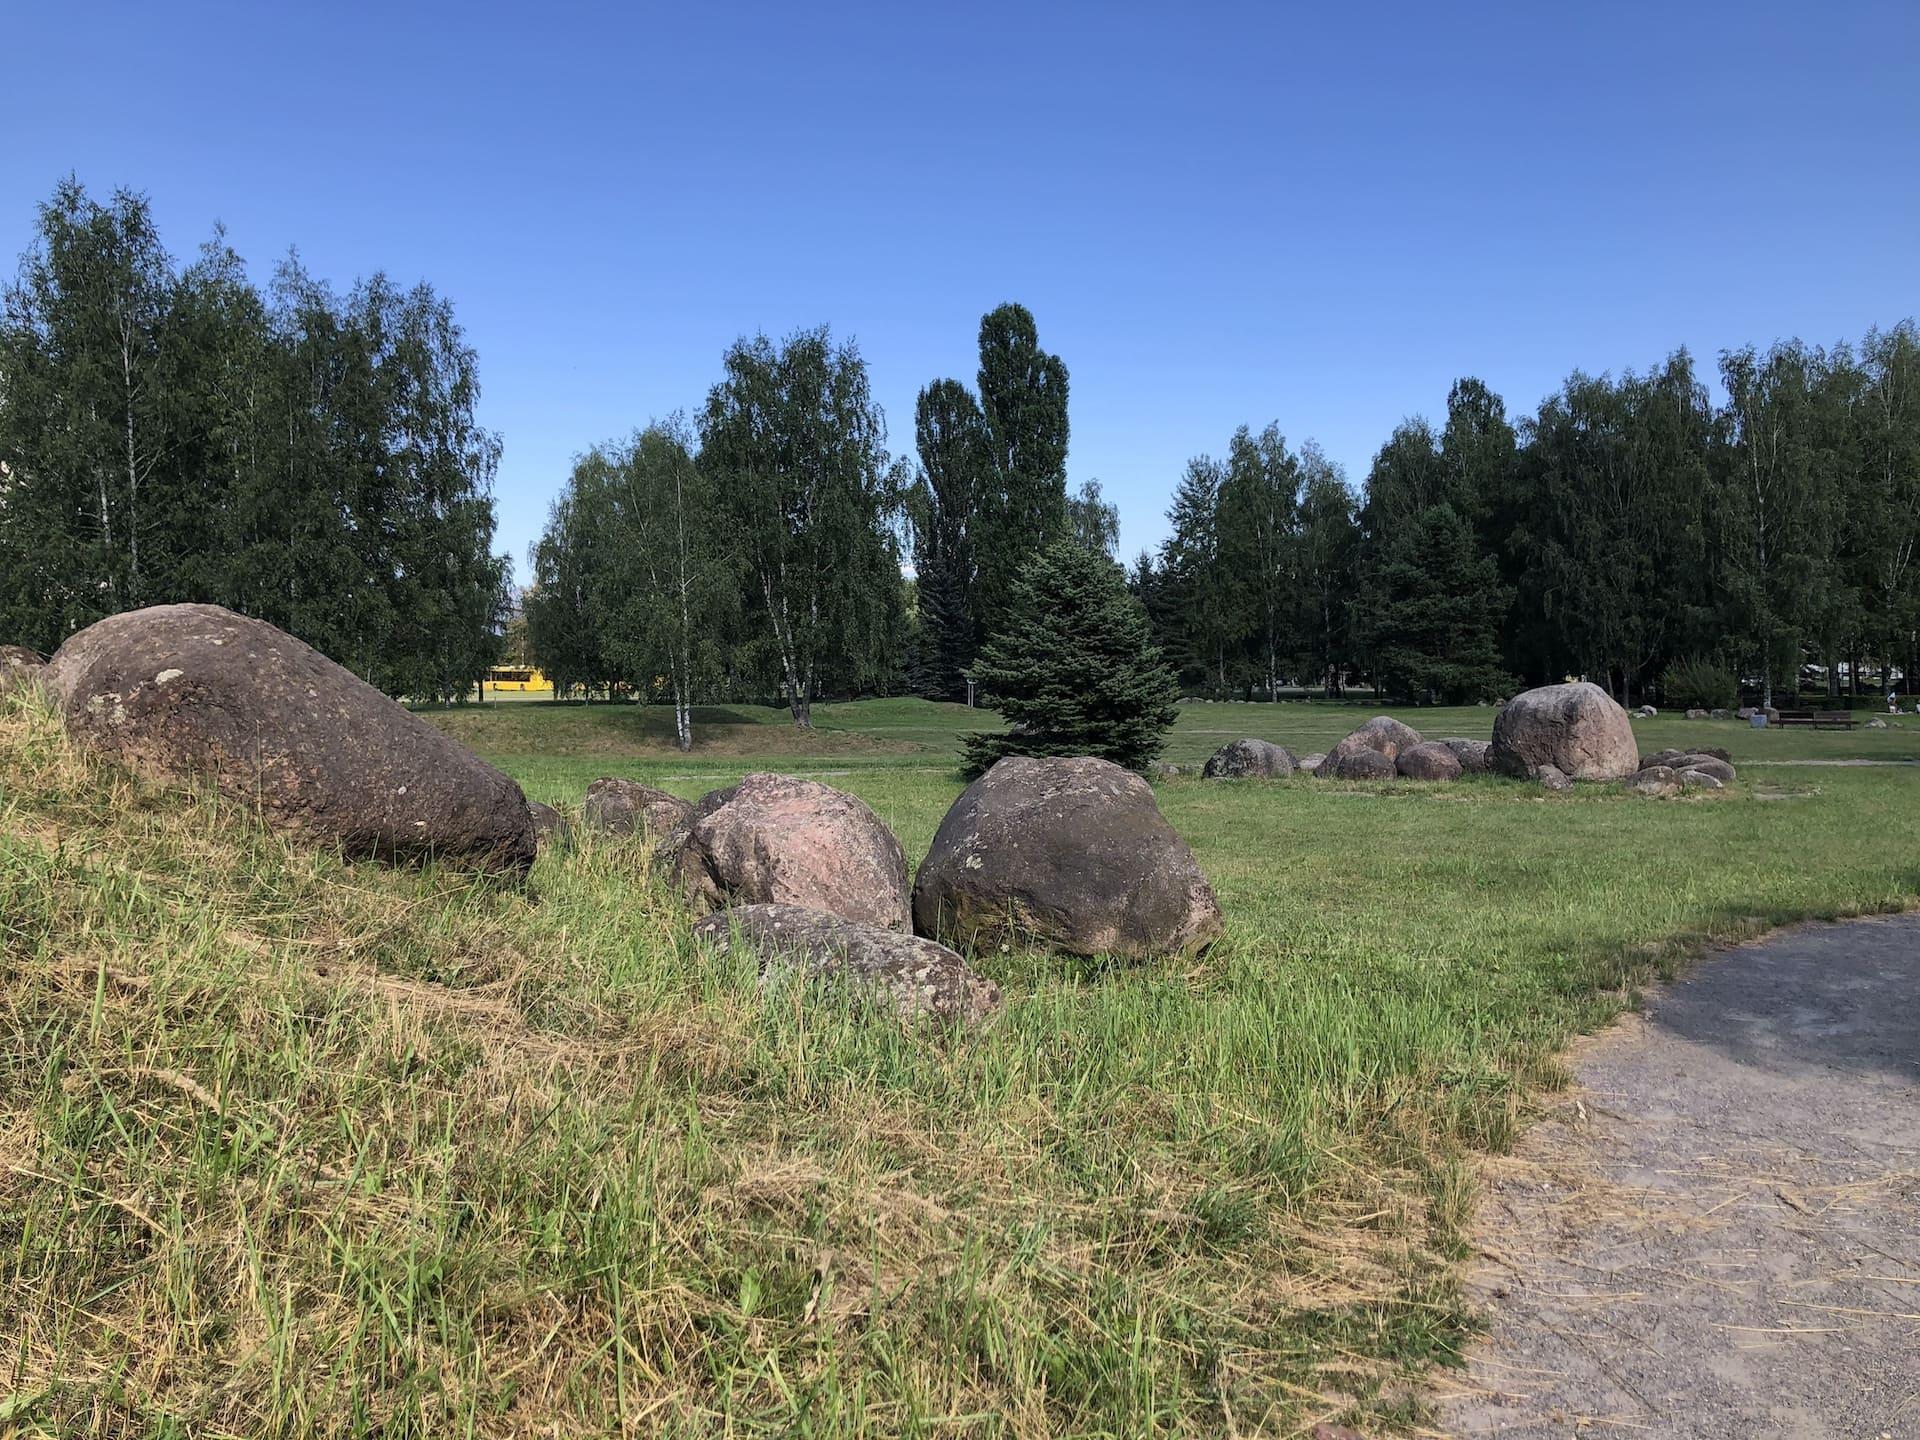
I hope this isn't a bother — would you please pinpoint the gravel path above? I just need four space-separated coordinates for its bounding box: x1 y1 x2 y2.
1439 915 1920 1439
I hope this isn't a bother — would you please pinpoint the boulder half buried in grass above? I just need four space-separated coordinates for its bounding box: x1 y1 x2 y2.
0 645 46 697
43 603 534 874
1202 738 1294 779
582 777 691 839
668 772 911 929
912 755 1222 959
693 903 1001 1025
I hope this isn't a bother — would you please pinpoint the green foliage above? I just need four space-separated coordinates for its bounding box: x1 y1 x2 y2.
1659 655 1738 711
1358 504 1515 705
1066 477 1120 555
0 179 507 695
971 303 1071 642
699 327 904 726
524 420 739 745
962 540 1179 775
908 377 988 700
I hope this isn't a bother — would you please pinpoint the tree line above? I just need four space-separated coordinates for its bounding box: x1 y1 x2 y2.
0 179 508 695
524 303 1119 743
1140 334 1920 709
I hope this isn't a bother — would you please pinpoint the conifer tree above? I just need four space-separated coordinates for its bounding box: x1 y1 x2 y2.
962 540 1179 776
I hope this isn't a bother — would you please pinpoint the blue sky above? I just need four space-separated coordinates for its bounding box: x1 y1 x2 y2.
5 2 1916 580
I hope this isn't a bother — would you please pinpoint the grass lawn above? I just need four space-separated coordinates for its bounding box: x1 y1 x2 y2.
3 694 1917 1436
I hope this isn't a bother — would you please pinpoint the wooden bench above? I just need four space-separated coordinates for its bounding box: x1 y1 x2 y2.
1776 709 1858 730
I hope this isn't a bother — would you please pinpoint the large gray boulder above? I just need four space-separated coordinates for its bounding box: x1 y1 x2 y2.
43 603 534 874
668 772 910 929
692 903 1001 1026
912 755 1223 960
1489 682 1638 782
0 644 45 698
1202 738 1294 779
1396 741 1463 780
1315 715 1421 777
582 777 692 839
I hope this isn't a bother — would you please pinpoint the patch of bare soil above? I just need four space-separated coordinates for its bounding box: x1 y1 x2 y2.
1438 916 1920 1440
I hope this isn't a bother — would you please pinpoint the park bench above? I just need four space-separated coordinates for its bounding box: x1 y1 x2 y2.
1775 709 1857 730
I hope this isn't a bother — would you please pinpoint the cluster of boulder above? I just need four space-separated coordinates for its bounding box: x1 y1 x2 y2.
1194 680 1735 798
1200 714 1498 786
8 602 1224 1031
1629 748 1738 793
568 756 1223 1025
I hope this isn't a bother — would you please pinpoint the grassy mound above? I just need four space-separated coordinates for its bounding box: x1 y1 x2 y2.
3 692 1915 1437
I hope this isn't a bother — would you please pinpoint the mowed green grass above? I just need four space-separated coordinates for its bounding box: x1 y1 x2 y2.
3 693 1918 1437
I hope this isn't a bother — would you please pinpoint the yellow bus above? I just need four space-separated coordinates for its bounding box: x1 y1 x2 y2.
479 666 555 700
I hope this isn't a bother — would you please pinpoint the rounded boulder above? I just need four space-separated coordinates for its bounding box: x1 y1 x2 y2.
1396 741 1464 780
693 903 1001 1025
1202 738 1295 779
43 603 534 873
1438 737 1492 773
1325 748 1397 781
668 772 910 929
1489 682 1638 782
1315 716 1421 777
911 755 1223 960
582 777 692 839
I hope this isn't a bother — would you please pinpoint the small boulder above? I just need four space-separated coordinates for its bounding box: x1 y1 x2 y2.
1736 706 1756 721
912 755 1222 960
1297 752 1328 774
529 801 571 848
1202 738 1295 779
1325 748 1398 781
1672 755 1736 784
1639 748 1689 770
1710 707 1729 719
0 644 46 697
1628 765 1680 797
1685 708 1708 720
1866 717 1889 729
1680 769 1725 791
43 604 534 874
1637 705 1658 718
1490 682 1637 782
1438 737 1492 773
1535 763 1573 793
669 773 910 929
692 903 1001 1025
1316 715 1421 777
582 777 692 839
1396 741 1463 780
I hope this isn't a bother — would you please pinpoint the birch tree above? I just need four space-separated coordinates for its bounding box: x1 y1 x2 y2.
699 328 899 727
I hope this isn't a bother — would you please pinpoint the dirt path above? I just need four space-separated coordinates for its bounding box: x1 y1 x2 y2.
1438 915 1920 1439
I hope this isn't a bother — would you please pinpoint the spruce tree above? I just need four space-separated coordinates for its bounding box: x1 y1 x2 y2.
962 540 1179 776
